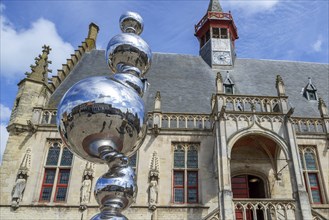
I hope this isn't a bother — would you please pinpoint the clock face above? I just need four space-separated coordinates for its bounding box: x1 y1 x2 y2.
213 51 232 65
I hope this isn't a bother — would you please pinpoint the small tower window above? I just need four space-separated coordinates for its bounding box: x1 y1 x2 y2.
220 28 228 39
212 28 220 38
303 77 318 101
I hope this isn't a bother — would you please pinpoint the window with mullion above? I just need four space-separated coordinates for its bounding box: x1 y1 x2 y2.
173 171 185 203
173 143 199 204
40 168 56 201
54 169 70 202
299 146 323 204
40 141 73 203
187 171 198 203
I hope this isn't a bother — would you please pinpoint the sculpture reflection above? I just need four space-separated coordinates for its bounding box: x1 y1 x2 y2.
57 11 151 220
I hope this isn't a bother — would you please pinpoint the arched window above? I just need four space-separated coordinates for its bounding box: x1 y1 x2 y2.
299 146 323 204
40 140 73 202
173 143 199 204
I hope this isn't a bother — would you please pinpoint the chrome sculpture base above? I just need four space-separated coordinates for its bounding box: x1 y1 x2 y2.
91 148 136 220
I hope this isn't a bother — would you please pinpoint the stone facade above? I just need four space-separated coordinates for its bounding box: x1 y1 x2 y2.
0 1 328 220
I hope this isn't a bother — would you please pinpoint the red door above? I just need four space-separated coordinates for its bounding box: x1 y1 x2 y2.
232 175 252 220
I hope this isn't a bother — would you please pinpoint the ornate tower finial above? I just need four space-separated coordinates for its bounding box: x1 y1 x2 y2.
208 0 223 12
25 45 52 83
276 75 286 96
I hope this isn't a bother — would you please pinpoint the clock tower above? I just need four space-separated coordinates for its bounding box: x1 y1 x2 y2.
195 0 238 69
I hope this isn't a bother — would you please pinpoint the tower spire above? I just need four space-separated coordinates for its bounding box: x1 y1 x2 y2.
208 0 223 12
25 45 52 84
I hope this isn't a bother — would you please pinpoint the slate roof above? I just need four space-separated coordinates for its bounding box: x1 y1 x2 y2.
47 50 329 117
230 58 328 117
47 50 217 114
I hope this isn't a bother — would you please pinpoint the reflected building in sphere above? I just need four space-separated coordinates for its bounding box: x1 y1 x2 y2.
0 0 328 220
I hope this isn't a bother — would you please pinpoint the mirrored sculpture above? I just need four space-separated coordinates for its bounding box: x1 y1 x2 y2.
57 11 152 220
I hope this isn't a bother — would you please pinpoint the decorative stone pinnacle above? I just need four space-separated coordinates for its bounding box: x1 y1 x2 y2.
276 75 285 96
318 98 328 117
216 72 223 82
154 91 161 111
276 75 284 87
26 45 52 83
42 45 52 54
155 91 161 100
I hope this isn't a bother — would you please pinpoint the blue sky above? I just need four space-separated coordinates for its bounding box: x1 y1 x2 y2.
0 0 328 162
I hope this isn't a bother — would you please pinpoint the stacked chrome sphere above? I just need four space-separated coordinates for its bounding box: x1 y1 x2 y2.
57 11 151 220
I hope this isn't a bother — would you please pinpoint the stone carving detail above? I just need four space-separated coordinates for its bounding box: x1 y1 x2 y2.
11 174 27 208
11 148 32 208
148 151 159 210
79 162 95 211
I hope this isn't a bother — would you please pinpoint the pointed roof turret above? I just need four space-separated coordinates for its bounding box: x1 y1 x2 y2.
208 0 223 12
25 45 52 84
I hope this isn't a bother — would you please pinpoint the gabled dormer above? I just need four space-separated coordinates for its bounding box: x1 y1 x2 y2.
195 0 238 69
303 77 318 101
223 71 234 94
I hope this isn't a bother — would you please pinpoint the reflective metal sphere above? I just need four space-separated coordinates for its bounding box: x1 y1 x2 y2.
94 166 137 212
119 11 143 35
57 76 147 164
106 33 152 77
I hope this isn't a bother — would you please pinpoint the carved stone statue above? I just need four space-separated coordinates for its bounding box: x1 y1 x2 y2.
11 174 27 208
80 175 92 205
148 177 158 210
80 175 92 211
148 151 159 210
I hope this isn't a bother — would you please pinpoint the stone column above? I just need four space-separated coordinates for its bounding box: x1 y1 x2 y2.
284 116 313 219
215 110 235 220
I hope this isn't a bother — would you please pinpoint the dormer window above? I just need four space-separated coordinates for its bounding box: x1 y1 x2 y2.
303 77 318 101
223 72 234 94
224 85 234 94
308 91 317 100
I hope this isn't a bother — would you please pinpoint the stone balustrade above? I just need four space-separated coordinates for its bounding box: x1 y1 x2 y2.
233 199 296 220
221 94 285 113
291 117 325 133
148 112 212 130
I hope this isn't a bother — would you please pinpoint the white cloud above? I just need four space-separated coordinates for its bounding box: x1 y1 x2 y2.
312 38 323 52
227 0 279 13
0 104 11 122
0 123 9 165
0 12 74 79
